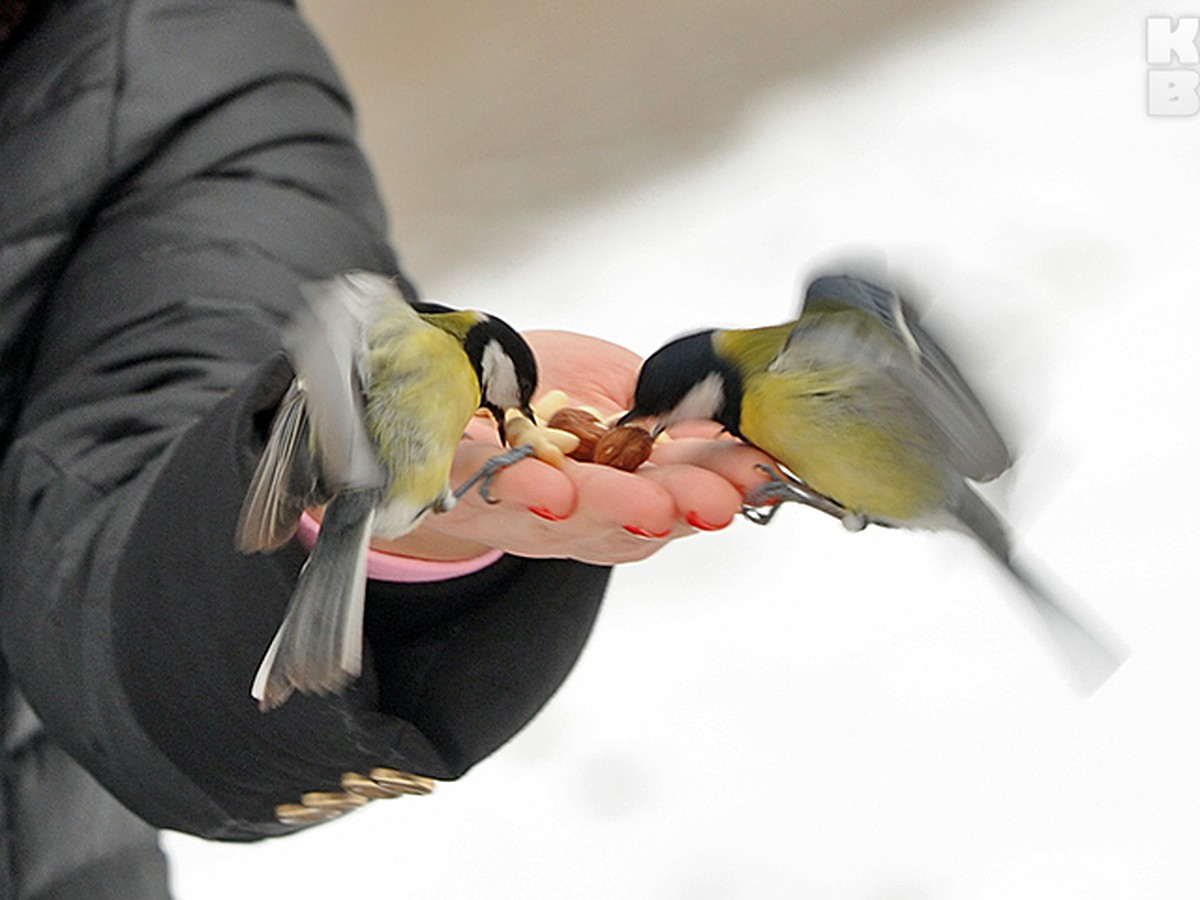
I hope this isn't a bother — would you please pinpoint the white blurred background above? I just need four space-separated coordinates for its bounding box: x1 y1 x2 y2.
167 0 1200 896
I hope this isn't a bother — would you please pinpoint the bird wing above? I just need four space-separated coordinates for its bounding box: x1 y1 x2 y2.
236 379 326 552
237 273 403 552
286 272 402 492
777 274 1012 482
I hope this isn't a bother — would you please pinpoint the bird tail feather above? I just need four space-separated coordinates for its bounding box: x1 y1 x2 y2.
952 486 1128 694
251 489 378 710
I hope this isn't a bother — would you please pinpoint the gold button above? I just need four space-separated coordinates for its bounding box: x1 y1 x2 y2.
300 790 370 811
341 771 405 799
369 767 436 795
275 769 436 825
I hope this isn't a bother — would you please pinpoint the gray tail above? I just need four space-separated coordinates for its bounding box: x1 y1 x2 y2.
251 489 379 710
952 486 1128 694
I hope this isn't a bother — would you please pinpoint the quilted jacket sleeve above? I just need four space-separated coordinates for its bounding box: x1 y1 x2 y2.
0 0 608 840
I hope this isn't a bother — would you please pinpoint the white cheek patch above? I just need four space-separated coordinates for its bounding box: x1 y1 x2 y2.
669 372 725 425
481 339 521 408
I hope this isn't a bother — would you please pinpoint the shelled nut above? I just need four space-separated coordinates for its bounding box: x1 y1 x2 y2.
546 407 609 462
504 408 580 467
592 424 654 471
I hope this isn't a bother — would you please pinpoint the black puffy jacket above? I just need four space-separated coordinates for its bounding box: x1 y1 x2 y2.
0 1 609 895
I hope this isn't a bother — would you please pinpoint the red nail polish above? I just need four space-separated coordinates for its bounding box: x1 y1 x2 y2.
529 506 566 522
685 510 729 531
623 525 671 539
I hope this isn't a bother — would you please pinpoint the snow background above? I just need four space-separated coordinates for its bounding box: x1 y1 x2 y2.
167 1 1200 896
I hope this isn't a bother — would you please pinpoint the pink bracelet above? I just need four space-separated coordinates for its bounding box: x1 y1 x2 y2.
296 511 504 583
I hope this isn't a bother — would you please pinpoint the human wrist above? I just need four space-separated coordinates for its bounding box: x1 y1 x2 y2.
296 511 502 583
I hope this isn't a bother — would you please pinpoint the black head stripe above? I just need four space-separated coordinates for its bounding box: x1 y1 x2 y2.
630 330 741 432
464 315 538 409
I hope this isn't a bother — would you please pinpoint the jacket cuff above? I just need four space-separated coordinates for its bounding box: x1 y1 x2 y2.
110 355 609 838
296 511 505 583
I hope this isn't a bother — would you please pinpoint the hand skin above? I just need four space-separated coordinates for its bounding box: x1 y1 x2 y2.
370 330 778 566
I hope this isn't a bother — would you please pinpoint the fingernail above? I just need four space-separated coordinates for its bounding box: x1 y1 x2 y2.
623 525 671 539
529 506 567 522
685 510 730 531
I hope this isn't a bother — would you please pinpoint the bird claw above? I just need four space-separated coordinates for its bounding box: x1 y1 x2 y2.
741 502 783 526
452 445 536 505
741 464 850 526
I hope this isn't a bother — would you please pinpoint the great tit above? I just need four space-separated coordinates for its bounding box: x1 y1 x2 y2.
238 271 537 709
622 274 1126 692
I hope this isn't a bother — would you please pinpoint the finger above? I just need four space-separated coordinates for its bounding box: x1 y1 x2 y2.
451 441 577 519
425 471 676 565
649 438 778 494
567 461 679 538
635 463 741 531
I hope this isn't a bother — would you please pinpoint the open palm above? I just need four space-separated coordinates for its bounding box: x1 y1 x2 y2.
373 330 777 565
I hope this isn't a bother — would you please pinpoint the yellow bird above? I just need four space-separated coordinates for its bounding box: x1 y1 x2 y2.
622 274 1126 691
238 271 537 709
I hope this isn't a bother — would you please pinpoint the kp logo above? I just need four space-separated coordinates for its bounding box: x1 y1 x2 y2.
1147 17 1200 115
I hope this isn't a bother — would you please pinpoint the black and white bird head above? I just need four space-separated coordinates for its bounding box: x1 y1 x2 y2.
620 330 743 437
462 313 538 442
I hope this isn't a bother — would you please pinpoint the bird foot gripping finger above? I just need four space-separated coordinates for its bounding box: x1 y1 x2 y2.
449 408 585 506
741 464 850 525
452 445 537 505
742 502 783 526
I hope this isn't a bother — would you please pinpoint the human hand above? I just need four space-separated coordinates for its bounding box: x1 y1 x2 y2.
372 330 778 565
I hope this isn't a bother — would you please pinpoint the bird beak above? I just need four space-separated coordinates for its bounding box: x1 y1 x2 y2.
485 402 508 445
617 408 664 438
492 403 536 447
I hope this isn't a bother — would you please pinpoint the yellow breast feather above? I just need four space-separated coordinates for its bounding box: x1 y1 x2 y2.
741 367 947 522
364 321 480 527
